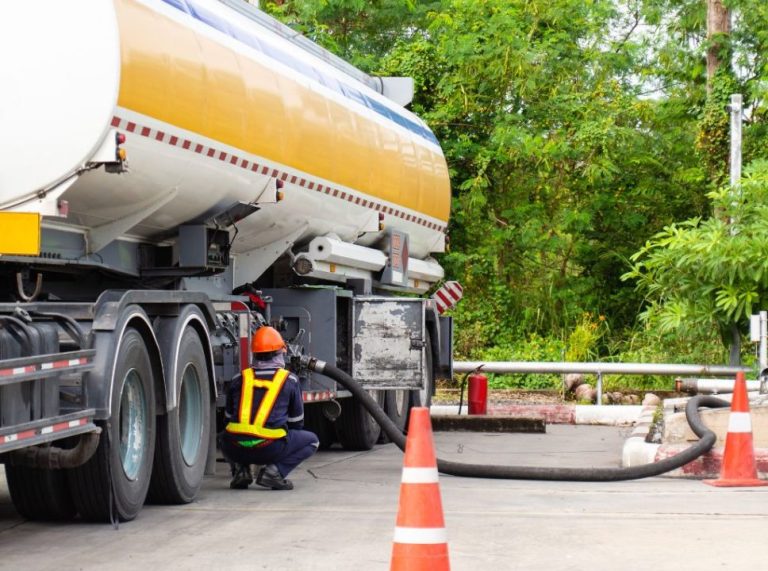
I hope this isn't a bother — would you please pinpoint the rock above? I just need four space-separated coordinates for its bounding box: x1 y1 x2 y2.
642 393 661 407
574 383 596 403
621 394 641 405
564 373 585 392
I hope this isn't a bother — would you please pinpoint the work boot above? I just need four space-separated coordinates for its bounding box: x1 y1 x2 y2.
256 464 294 490
229 464 253 490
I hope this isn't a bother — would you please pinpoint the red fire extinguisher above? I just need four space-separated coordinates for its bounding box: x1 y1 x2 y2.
467 372 488 415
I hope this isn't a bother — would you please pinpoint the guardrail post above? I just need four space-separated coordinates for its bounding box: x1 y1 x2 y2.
596 371 603 406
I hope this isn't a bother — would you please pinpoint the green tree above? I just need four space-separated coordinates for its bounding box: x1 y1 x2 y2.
263 0 768 367
408 0 706 354
624 160 768 352
625 0 768 362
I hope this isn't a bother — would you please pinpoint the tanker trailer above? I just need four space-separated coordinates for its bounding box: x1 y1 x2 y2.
0 0 456 522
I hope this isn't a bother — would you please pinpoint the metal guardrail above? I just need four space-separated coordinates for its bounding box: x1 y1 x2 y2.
453 361 752 405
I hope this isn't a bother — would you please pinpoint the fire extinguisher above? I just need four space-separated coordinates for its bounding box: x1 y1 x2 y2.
459 366 488 415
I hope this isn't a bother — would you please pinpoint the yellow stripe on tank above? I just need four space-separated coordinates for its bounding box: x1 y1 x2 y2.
114 0 450 222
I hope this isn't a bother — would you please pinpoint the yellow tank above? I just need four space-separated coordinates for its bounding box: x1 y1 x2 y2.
0 0 450 279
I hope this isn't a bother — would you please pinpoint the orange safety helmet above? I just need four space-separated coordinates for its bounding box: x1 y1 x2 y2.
251 326 286 354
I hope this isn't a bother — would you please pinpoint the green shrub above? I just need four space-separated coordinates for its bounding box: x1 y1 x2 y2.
462 334 565 390
450 322 757 392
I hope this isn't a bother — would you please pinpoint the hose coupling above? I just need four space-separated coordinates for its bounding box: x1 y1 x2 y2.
300 355 326 373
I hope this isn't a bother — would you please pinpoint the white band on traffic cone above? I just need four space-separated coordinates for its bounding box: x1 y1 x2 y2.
393 527 448 544
400 467 440 483
728 412 752 433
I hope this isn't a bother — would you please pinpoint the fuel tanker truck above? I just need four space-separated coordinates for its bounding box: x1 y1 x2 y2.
0 0 459 522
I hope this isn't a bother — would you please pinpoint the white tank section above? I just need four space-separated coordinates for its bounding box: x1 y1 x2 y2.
0 0 451 289
0 2 120 211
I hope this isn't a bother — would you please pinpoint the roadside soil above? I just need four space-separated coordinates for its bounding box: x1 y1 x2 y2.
434 388 563 407
434 388 682 407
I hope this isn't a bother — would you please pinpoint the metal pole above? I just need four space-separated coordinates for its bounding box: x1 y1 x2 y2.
762 311 768 395
760 311 767 373
454 361 749 376
596 372 603 407
730 93 742 191
678 378 761 394
728 94 743 366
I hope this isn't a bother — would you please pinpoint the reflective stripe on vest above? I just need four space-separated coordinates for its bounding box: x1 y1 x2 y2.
225 368 289 439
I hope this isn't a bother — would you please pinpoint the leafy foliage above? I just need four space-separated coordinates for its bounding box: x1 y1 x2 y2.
624 161 768 344
263 0 768 384
415 0 707 355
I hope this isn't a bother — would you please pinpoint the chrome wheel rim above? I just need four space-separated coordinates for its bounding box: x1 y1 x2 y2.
119 369 147 481
179 363 204 466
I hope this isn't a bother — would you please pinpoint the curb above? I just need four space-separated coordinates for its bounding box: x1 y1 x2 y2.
621 403 660 468
653 444 768 478
430 404 642 426
619 402 768 478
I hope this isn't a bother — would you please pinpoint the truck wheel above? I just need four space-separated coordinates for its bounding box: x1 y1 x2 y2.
409 330 434 410
335 390 385 451
6 464 77 521
148 328 210 504
303 403 336 449
378 389 408 444
68 328 156 522
383 389 409 435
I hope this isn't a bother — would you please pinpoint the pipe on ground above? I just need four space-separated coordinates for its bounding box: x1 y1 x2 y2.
677 378 760 394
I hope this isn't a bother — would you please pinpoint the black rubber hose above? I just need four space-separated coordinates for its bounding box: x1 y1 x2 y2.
317 361 729 481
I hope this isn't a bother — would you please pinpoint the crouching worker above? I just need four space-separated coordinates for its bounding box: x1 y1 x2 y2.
221 326 319 490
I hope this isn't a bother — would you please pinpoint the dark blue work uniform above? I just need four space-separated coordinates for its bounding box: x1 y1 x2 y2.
221 361 318 478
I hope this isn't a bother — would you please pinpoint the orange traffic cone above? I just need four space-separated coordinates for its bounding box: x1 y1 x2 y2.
390 407 450 571
704 372 768 487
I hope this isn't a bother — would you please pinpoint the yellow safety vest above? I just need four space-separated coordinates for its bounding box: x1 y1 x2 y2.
225 368 289 440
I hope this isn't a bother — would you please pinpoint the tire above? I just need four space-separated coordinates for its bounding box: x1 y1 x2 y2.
409 330 434 410
303 403 336 450
335 390 385 451
67 327 156 522
6 463 77 521
148 328 210 504
382 389 409 441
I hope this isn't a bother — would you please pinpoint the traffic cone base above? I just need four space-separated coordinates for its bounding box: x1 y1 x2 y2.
392 543 450 569
702 372 767 488
703 477 768 487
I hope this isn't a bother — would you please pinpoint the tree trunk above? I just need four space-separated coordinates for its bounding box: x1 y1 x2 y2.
706 0 730 93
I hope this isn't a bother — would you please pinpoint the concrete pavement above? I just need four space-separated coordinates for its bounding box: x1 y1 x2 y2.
1 425 767 570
